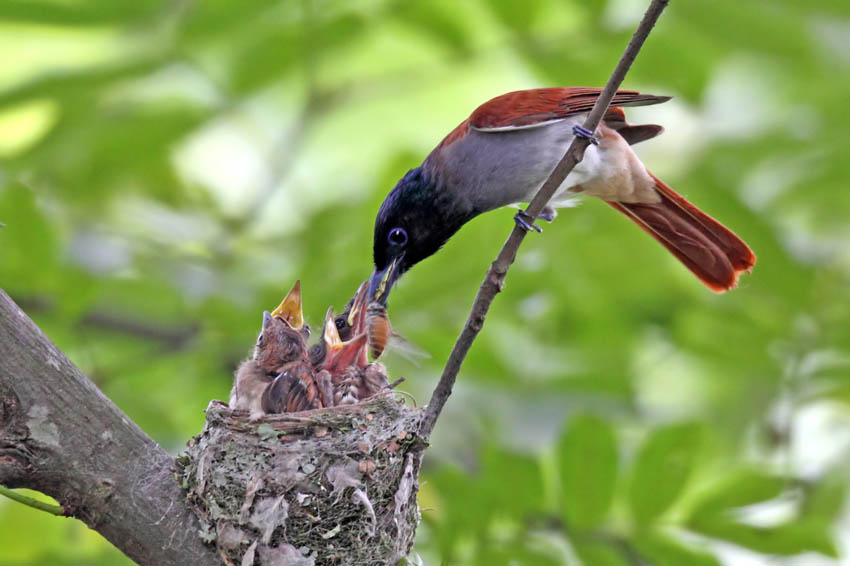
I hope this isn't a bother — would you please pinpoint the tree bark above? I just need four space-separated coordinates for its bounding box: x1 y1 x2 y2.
0 290 220 566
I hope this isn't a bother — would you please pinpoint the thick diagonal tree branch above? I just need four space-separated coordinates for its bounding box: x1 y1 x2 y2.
419 0 671 439
0 290 219 566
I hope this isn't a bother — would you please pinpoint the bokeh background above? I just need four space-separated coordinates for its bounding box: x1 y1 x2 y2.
2 0 850 564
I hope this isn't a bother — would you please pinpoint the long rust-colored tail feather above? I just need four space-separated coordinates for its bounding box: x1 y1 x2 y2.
607 175 756 292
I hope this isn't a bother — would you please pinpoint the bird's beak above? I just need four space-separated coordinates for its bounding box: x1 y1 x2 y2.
368 257 402 306
322 306 369 372
271 280 304 329
322 307 342 352
346 281 369 332
324 333 369 374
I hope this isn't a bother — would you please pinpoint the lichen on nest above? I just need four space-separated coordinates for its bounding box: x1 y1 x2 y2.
178 392 424 566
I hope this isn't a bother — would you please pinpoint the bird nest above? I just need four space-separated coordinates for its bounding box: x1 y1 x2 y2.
178 393 424 566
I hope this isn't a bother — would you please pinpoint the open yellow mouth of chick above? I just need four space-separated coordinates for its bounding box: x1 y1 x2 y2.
270 280 304 330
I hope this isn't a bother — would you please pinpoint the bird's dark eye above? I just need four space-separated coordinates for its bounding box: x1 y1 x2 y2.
256 333 264 346
387 227 408 246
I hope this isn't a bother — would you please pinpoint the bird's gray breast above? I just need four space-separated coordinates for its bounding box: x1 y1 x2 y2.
427 117 588 213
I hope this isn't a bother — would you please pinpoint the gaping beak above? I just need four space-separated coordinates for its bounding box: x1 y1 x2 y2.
324 333 369 374
367 257 402 307
322 307 342 352
271 280 304 329
346 281 369 333
322 306 369 372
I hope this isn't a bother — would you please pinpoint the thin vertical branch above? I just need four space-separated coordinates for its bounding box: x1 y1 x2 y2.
418 0 671 440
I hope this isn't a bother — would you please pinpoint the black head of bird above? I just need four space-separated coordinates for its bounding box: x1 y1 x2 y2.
369 167 476 304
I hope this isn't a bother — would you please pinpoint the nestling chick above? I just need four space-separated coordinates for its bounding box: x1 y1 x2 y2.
262 361 331 413
360 362 390 399
309 282 368 368
230 281 308 419
268 280 310 342
229 311 302 419
333 363 390 406
230 359 271 420
320 307 369 377
337 281 368 342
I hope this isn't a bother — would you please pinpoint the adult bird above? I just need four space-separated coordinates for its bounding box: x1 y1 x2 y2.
369 87 755 302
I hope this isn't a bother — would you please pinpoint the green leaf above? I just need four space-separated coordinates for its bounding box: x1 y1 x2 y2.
0 57 166 111
689 516 837 557
557 414 618 529
628 422 703 524
635 532 719 566
474 536 563 566
480 442 545 517
801 474 847 522
390 1 472 56
228 24 299 94
0 182 58 290
483 0 544 36
572 539 629 566
0 0 161 26
688 469 785 517
686 470 838 557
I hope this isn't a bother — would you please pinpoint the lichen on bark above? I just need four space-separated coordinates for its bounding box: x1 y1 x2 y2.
178 392 423 566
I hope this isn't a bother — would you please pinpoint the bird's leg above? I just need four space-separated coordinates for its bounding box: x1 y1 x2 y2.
572 124 599 145
539 206 557 223
514 209 543 233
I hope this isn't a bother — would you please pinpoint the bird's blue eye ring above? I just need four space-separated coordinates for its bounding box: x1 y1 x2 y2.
388 227 408 246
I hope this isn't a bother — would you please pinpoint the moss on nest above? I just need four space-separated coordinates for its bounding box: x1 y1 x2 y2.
178 392 423 566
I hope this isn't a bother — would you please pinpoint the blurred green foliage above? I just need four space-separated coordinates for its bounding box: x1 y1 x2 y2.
1 0 850 564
